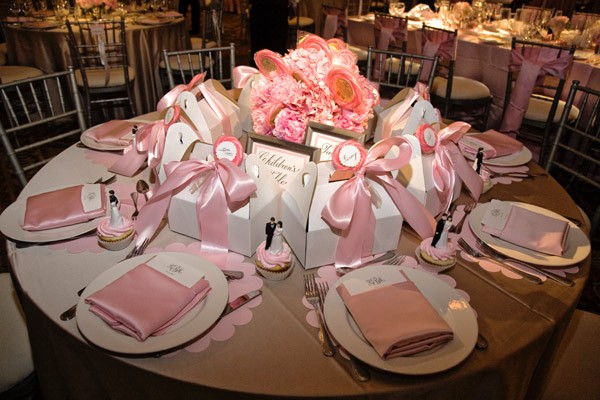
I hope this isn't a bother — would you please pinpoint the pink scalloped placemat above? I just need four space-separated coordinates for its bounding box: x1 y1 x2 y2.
144 243 264 354
486 165 529 185
83 149 122 168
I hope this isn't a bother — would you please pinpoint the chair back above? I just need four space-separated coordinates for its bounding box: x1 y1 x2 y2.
500 38 574 138
545 80 600 236
374 12 408 51
200 0 223 48
321 4 348 41
571 11 600 31
518 5 554 24
65 17 129 82
420 25 456 91
366 46 438 99
347 0 369 16
162 43 236 90
0 68 86 186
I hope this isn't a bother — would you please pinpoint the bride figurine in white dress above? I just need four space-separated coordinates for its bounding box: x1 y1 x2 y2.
269 221 285 255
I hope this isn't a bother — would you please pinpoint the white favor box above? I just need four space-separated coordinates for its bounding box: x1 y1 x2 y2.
281 161 403 270
176 79 242 144
166 143 281 257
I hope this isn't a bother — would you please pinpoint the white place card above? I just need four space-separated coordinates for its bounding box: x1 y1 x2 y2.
81 184 103 212
343 269 408 296
146 254 205 288
481 199 512 231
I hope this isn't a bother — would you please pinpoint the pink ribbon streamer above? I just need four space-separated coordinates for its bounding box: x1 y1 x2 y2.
499 47 572 135
134 158 257 253
432 122 483 214
109 107 185 177
156 73 206 112
233 65 259 89
419 30 455 81
373 15 407 79
321 137 436 269
380 83 430 140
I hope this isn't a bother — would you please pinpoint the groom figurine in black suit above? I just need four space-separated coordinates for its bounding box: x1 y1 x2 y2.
265 217 277 250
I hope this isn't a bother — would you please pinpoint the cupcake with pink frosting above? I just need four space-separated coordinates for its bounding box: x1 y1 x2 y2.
255 219 293 280
417 214 456 271
97 191 135 251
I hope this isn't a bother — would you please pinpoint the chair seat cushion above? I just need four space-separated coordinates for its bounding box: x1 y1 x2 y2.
75 67 136 88
525 96 580 123
0 274 34 392
189 38 218 50
383 57 422 75
159 55 215 71
432 76 491 100
0 65 44 84
288 16 315 27
348 45 369 62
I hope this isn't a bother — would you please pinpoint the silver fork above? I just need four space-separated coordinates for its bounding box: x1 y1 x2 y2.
304 273 335 356
474 238 574 287
449 202 477 233
458 238 543 284
317 282 371 382
337 251 403 276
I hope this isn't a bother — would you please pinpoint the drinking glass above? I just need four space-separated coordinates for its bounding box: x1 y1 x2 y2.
388 1 405 17
54 0 70 26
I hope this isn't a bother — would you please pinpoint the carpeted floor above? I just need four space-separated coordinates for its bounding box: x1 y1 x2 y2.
1 12 599 314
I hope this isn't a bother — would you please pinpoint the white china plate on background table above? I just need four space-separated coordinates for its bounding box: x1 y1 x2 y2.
0 184 108 243
76 252 229 355
469 202 591 268
460 135 532 167
323 266 477 375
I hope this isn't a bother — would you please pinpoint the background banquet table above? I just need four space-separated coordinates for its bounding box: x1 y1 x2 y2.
345 17 600 129
3 18 188 115
5 130 590 399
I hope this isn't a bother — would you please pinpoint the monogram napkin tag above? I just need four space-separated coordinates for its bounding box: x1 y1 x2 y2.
344 269 408 296
146 254 205 288
80 184 103 212
481 199 511 231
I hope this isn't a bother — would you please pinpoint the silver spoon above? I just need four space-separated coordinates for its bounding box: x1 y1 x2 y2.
136 179 150 202
131 192 140 219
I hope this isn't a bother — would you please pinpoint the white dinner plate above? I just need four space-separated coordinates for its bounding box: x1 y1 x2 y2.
459 135 532 167
324 266 477 375
76 252 229 355
0 185 108 243
469 202 591 267
79 122 133 152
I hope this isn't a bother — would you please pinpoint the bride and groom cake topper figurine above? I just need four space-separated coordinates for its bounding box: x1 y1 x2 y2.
265 217 284 254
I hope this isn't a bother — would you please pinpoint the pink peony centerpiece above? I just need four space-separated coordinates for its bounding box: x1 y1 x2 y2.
250 34 379 144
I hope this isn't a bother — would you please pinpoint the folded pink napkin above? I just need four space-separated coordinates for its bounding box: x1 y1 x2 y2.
85 262 211 341
482 203 570 256
337 276 453 359
84 120 138 147
459 130 523 159
22 184 106 231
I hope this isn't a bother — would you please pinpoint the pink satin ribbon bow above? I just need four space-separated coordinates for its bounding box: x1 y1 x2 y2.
233 65 259 89
322 7 347 40
321 137 436 269
381 83 430 140
499 47 572 135
134 158 257 253
156 73 206 112
109 106 184 177
432 122 483 214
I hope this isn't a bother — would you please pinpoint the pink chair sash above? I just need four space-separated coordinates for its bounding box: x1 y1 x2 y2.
321 137 436 269
134 158 257 253
499 46 572 135
373 15 407 79
419 29 455 81
322 7 347 40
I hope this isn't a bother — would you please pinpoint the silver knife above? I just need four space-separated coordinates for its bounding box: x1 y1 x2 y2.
223 270 244 280
221 290 262 317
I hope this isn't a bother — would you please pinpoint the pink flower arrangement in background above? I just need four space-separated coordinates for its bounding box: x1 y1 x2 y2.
77 0 117 10
250 34 379 144
548 16 569 32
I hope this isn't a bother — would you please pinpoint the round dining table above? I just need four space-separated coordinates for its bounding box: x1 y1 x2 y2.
4 118 591 399
3 16 188 115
